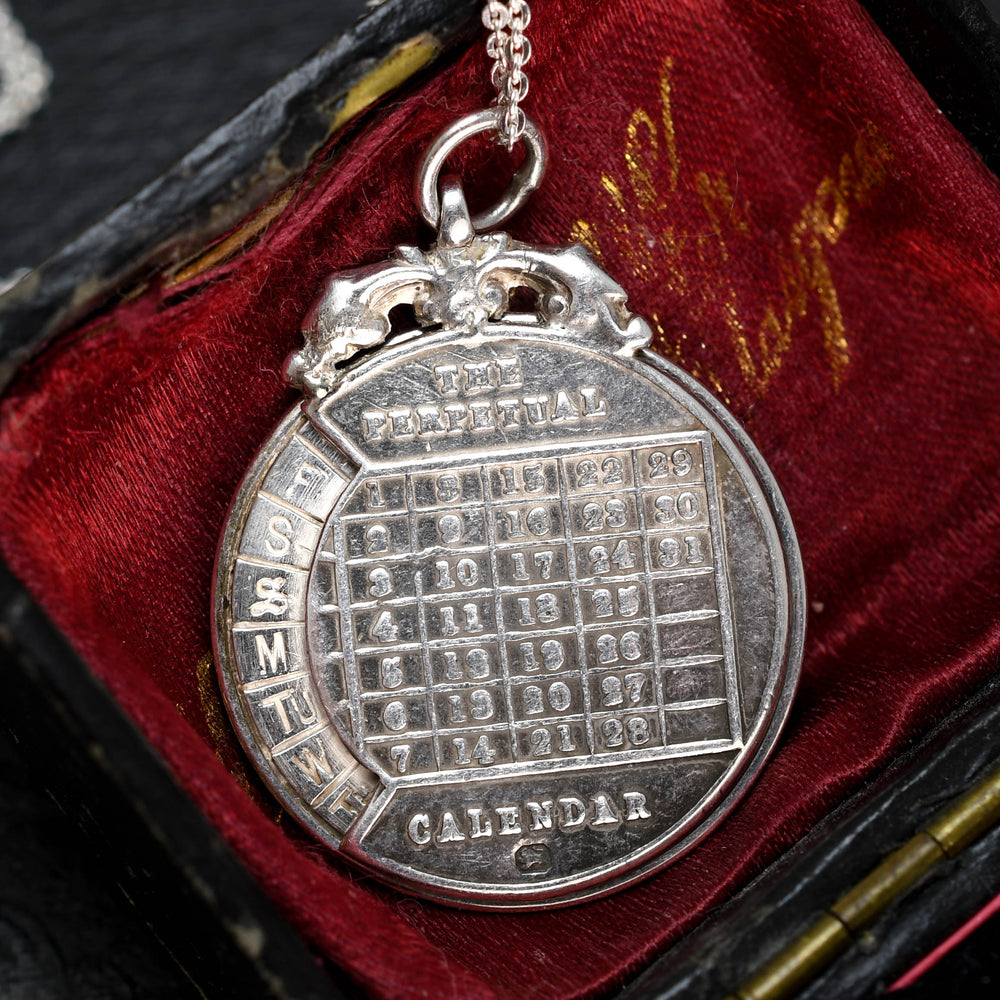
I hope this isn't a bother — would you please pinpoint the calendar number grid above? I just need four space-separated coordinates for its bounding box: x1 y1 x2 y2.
327 434 739 783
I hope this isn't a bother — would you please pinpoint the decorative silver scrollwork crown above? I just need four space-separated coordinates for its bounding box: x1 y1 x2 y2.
287 233 653 397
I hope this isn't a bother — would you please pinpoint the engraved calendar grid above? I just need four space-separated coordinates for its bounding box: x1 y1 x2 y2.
323 433 742 782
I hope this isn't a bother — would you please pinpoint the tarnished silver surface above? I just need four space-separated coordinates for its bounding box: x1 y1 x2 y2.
213 221 804 909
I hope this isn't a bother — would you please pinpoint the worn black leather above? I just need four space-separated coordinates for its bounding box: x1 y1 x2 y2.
0 1 371 276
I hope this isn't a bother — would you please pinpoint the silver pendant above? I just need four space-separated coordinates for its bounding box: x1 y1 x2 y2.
213 112 805 909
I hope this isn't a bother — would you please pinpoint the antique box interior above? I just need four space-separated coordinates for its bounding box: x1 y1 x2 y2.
3 0 1000 996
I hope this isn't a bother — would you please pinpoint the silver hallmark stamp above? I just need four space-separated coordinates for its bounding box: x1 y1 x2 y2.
212 215 806 908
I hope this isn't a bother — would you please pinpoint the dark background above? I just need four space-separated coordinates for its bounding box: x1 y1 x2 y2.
1 1 999 998
0 0 370 279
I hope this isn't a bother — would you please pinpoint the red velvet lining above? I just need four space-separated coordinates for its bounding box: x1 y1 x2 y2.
4 1 1000 997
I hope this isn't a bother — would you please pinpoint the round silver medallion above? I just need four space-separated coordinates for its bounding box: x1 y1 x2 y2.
213 232 805 908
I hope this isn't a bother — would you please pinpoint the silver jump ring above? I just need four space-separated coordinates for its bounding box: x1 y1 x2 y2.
416 109 547 232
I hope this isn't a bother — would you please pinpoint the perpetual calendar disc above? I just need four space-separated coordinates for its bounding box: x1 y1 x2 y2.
213 238 804 908
217 334 802 907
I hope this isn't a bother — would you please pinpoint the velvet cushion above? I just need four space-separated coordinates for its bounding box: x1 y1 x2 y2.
3 1 1000 996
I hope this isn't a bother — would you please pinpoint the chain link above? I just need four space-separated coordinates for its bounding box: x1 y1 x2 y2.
482 1 531 149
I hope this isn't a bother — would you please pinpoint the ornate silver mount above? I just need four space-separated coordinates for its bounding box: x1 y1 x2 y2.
287 110 651 397
288 229 654 396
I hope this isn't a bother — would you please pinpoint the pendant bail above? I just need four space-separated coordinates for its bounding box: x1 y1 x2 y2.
416 109 547 232
436 175 475 247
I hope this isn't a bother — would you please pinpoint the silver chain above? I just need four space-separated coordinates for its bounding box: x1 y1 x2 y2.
482 1 531 150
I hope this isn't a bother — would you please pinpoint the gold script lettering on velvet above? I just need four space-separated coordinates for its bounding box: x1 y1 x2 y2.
571 56 894 397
